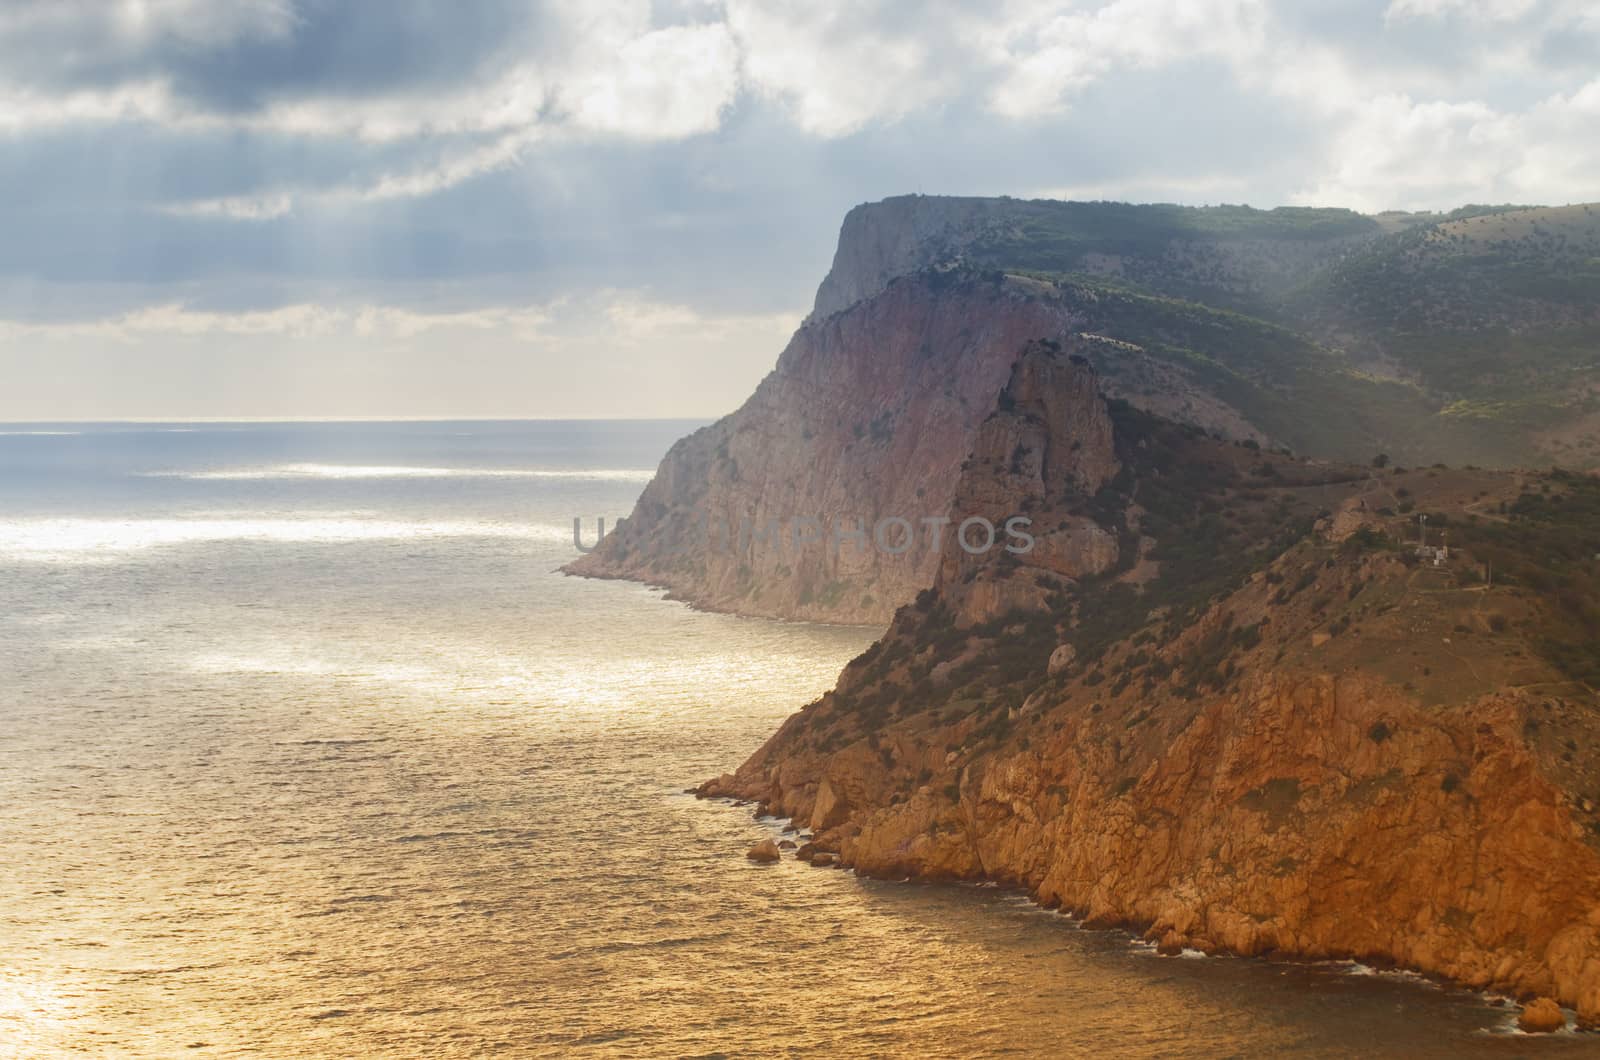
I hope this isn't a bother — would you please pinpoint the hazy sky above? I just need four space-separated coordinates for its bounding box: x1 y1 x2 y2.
2 0 1597 419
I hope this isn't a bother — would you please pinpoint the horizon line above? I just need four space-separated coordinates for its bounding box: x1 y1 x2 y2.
0 414 720 425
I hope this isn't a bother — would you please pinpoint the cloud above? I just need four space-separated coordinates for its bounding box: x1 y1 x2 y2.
1 1 1597 417
1386 0 1541 22
726 2 953 136
983 0 1271 119
0 290 798 418
161 192 296 220
568 23 739 138
1289 76 1600 209
0 299 556 343
3 1 1595 209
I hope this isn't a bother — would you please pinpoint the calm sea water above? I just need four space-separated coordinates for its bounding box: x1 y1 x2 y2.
0 421 1587 1057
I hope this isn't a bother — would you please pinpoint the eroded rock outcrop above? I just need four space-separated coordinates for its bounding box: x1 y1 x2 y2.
1520 997 1568 1033
702 351 1600 1022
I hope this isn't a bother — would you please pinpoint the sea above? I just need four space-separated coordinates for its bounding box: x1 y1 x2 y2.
0 421 1587 1057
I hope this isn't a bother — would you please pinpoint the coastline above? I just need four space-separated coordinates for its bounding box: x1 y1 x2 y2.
697 666 1600 1030
707 794 1593 1038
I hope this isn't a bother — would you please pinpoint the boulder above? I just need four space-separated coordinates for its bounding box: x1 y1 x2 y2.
810 852 837 867
1047 643 1077 676
795 842 817 862
746 839 781 863
695 773 736 797
1518 997 1565 1034
778 839 797 850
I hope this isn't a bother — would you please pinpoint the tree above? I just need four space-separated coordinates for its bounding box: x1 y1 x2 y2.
1372 453 1391 468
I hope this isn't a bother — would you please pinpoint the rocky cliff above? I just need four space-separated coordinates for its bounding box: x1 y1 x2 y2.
809 195 1386 321
566 275 1084 624
808 197 1039 320
702 345 1600 1023
569 195 1600 624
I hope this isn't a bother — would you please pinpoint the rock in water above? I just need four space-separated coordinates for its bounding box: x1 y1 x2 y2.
1518 997 1565 1034
778 839 797 850
745 839 781 863
810 853 837 867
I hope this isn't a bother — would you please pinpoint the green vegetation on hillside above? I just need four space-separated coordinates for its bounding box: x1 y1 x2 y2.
931 198 1600 468
1452 470 1600 686
941 270 1541 466
1287 206 1600 337
971 200 1377 263
1065 404 1323 666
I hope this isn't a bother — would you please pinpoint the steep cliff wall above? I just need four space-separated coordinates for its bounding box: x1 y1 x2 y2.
570 195 1600 623
808 197 1034 319
568 270 1512 624
566 275 1086 625
702 348 1600 1022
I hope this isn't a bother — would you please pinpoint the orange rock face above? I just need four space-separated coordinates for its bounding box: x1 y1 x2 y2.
700 351 1600 1023
712 670 1600 1021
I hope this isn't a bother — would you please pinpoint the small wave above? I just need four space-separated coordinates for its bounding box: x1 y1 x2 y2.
0 430 81 436
570 1029 634 1046
1477 1011 1578 1037
1338 961 1438 986
393 832 469 843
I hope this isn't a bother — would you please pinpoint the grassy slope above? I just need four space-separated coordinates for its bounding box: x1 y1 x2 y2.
948 200 1600 467
976 271 1515 465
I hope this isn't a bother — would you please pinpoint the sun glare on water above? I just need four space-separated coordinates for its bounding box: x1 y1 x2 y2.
0 517 567 563
140 464 654 482
0 968 75 1058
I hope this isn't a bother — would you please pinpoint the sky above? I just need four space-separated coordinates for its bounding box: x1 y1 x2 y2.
1 0 1597 420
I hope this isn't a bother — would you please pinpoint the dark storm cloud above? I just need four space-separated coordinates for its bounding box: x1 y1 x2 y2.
0 1 543 108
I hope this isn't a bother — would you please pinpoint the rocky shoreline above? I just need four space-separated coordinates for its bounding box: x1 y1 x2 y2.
706 776 1592 1038
690 345 1600 1033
